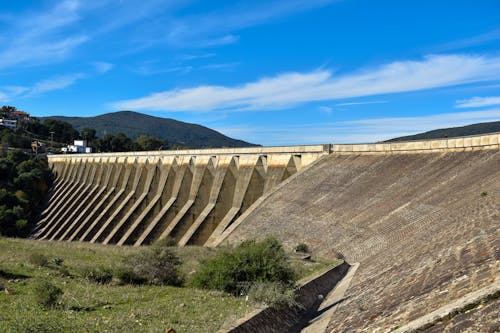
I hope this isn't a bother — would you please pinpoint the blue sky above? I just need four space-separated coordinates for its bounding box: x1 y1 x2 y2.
1 0 500 145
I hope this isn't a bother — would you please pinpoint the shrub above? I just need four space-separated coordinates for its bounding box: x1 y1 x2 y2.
33 280 63 308
119 246 183 286
153 236 177 247
114 266 146 285
190 237 296 295
52 257 64 266
295 243 310 253
247 281 299 309
29 253 49 267
80 266 113 284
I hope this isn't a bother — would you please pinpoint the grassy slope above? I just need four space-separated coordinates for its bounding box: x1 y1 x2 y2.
0 237 333 333
44 111 257 148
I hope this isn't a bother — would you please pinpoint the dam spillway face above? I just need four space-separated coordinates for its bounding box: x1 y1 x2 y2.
34 145 329 246
223 133 500 332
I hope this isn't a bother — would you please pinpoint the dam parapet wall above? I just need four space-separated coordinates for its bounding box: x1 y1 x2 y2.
332 132 500 154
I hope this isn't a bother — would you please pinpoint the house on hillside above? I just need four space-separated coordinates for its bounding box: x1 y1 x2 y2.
62 140 93 153
0 118 17 129
0 108 31 129
10 110 30 122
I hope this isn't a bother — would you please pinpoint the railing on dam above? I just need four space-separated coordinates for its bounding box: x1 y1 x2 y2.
35 145 329 246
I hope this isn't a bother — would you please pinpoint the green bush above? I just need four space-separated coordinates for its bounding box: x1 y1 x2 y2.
80 266 113 284
29 253 49 267
153 236 177 247
114 266 146 285
295 243 310 253
52 257 64 266
190 237 296 295
247 281 299 309
119 246 183 286
33 280 63 308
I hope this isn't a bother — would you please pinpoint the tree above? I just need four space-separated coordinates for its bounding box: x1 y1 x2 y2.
80 128 96 142
42 119 79 144
136 135 165 151
94 133 134 152
1 105 17 118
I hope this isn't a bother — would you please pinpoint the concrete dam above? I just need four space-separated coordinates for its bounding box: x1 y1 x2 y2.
34 145 329 246
35 132 499 332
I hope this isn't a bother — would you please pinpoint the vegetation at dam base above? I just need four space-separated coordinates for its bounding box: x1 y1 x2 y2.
0 236 333 333
0 149 52 237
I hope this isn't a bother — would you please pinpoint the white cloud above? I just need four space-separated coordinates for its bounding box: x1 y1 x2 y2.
112 54 500 112
318 106 333 113
215 109 500 146
93 61 114 74
455 96 500 108
0 92 8 102
434 28 500 52
201 62 240 70
335 100 387 107
164 0 338 48
0 0 88 69
28 73 86 96
1 73 86 100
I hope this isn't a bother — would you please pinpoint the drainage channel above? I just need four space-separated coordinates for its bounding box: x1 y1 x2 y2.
294 262 359 333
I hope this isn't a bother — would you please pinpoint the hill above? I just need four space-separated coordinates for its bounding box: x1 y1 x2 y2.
387 120 500 142
43 111 256 149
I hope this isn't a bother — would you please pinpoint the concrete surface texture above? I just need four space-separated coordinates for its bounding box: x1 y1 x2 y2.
224 148 499 332
34 146 328 246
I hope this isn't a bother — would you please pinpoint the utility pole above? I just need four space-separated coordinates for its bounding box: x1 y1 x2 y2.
50 131 55 148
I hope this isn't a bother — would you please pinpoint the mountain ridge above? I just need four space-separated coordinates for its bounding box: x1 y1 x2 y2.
43 111 257 148
387 120 500 142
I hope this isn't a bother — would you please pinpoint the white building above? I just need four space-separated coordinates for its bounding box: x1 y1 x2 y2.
0 118 17 129
62 140 93 153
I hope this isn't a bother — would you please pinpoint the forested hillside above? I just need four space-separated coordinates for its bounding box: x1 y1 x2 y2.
45 111 256 148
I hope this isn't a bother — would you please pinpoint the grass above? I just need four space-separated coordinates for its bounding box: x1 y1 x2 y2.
0 237 334 332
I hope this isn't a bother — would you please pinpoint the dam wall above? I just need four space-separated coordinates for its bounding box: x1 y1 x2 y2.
34 145 329 246
223 133 500 332
34 133 499 247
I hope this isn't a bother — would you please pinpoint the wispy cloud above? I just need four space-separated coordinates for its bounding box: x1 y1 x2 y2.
0 0 339 70
27 73 86 97
201 62 240 71
93 62 114 74
111 54 500 112
318 106 333 114
0 92 8 102
164 0 338 48
216 109 500 145
179 53 216 61
335 100 387 107
0 63 111 100
434 28 500 52
0 0 88 69
132 63 193 76
455 96 500 108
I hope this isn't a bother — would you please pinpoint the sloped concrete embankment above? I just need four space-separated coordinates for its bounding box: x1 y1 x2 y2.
223 133 500 332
